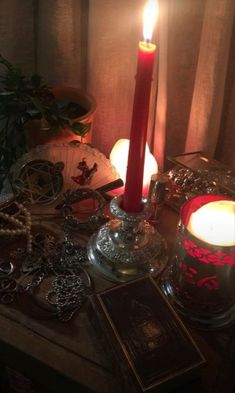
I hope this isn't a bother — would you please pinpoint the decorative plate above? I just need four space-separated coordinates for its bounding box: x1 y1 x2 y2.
10 142 120 204
17 159 64 204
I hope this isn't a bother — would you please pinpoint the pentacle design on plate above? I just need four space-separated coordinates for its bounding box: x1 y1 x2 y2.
17 159 64 204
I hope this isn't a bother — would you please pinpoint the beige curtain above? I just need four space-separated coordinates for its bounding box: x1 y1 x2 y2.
0 0 235 171
87 0 145 156
151 0 235 170
0 0 35 75
36 0 87 88
185 0 235 164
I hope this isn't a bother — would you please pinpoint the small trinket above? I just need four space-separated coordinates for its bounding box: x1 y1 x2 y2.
57 188 108 233
148 173 168 223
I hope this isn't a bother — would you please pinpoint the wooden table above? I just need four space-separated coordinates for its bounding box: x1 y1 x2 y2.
0 204 235 393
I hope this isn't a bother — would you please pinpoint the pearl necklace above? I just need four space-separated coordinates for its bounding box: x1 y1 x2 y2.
0 201 32 253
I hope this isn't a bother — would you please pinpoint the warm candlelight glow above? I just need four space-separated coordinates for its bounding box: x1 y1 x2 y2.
187 200 235 247
110 139 158 196
143 0 158 42
123 0 157 212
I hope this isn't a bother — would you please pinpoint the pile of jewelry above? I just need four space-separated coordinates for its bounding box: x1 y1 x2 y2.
0 198 92 321
12 229 91 322
166 167 219 210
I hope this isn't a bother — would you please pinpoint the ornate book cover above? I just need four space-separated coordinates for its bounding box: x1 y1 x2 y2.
89 276 206 393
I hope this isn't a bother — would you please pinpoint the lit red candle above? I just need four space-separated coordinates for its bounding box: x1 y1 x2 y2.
123 0 158 213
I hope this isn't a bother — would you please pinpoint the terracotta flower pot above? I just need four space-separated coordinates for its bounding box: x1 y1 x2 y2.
25 85 96 149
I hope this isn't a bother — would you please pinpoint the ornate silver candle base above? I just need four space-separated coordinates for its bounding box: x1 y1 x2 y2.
87 195 167 282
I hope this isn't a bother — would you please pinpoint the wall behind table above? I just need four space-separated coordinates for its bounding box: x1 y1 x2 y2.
0 0 35 76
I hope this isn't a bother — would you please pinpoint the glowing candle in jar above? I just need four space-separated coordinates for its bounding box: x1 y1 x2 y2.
187 200 235 246
122 0 158 213
110 138 158 196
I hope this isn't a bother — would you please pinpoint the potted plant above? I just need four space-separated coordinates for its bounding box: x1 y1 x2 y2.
0 54 96 191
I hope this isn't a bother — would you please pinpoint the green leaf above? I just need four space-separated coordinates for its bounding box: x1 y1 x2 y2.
25 108 41 117
0 91 15 96
71 122 91 137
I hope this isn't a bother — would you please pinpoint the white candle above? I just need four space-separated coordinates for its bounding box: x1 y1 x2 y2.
110 139 158 196
187 200 235 247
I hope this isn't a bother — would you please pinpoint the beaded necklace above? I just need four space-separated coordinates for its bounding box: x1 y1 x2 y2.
0 201 32 253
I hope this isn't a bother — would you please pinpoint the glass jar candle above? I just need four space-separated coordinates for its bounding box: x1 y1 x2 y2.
161 195 235 329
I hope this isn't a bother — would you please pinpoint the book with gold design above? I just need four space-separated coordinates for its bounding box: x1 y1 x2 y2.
88 276 206 393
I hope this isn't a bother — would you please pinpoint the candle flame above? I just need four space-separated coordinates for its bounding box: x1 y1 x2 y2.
187 200 235 247
143 0 158 42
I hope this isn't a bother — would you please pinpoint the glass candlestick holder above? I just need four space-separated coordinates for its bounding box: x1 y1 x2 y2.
87 195 167 282
161 195 235 330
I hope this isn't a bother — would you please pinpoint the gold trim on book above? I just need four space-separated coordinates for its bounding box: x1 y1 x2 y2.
97 276 206 391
